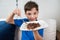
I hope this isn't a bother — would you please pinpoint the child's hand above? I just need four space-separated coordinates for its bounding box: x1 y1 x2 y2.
6 8 21 24
12 8 21 16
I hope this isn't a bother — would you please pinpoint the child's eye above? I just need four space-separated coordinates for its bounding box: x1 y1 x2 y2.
28 13 31 15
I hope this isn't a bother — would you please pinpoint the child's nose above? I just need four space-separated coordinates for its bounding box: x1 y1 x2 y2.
31 15 34 17
31 15 35 19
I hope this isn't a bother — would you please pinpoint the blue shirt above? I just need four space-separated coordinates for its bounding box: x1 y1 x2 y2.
14 18 44 40
0 18 44 40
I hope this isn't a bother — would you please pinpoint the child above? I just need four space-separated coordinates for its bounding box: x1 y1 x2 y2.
0 1 43 40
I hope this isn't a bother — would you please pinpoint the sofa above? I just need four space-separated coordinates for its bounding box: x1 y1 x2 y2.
0 19 56 40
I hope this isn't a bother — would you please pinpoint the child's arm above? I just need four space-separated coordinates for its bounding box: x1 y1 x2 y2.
33 31 42 40
6 8 21 24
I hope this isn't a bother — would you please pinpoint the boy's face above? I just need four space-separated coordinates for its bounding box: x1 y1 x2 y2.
25 8 38 21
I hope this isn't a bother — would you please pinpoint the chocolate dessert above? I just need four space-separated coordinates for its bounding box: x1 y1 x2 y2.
27 23 40 29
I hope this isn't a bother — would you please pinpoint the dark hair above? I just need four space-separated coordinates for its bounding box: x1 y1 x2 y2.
24 1 38 12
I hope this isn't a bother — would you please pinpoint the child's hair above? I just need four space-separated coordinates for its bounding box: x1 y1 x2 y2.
24 1 38 12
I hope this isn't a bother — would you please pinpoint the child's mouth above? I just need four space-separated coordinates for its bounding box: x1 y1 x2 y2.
30 19 36 21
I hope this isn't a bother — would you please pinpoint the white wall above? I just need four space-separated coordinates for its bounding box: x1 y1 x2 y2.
57 0 60 31
0 0 60 31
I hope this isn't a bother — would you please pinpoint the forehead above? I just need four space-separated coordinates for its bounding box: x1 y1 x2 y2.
26 8 38 13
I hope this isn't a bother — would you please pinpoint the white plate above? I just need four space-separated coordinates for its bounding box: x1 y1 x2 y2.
20 20 48 31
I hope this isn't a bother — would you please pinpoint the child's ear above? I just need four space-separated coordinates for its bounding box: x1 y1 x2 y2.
37 11 39 13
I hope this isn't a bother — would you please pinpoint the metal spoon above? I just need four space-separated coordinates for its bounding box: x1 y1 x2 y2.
16 0 27 24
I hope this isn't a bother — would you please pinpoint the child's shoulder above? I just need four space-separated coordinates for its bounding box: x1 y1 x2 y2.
14 18 29 22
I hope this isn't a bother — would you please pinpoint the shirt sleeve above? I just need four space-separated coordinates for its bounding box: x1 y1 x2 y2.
14 19 23 27
14 18 29 27
38 29 44 37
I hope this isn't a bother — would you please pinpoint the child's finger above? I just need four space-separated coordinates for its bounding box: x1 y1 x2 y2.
32 29 38 32
17 9 21 16
12 8 21 16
